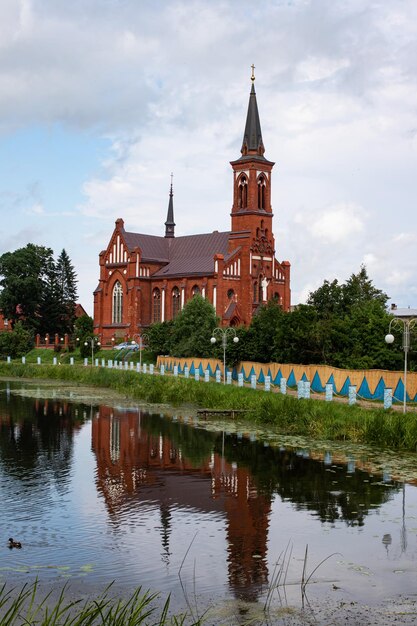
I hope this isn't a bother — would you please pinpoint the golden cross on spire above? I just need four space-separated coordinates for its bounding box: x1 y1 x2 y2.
251 64 255 82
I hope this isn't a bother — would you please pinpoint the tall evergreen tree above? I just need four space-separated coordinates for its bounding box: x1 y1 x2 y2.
56 249 78 335
39 257 63 337
342 265 388 309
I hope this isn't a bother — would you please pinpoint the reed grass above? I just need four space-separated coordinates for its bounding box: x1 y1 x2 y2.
0 581 203 625
1 361 416 450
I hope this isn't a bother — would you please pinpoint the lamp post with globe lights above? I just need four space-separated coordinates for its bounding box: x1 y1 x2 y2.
210 327 239 385
385 315 417 414
132 334 143 370
81 336 101 366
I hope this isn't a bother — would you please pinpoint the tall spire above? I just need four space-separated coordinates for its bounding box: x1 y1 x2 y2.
164 173 175 238
240 65 265 159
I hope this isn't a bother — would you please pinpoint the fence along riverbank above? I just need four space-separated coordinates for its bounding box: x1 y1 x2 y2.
4 352 417 411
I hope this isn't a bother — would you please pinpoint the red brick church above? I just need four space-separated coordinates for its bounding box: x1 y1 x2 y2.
93 73 291 344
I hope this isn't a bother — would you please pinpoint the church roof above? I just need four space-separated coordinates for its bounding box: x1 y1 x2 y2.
392 307 417 318
124 229 232 277
124 232 171 262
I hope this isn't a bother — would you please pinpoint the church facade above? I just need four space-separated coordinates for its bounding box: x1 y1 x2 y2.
93 75 291 344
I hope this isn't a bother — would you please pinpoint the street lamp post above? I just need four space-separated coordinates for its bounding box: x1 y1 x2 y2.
210 327 239 385
132 334 143 369
385 316 416 414
82 336 101 366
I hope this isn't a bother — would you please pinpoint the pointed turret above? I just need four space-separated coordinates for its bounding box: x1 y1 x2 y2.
241 82 265 158
240 66 265 159
164 175 175 238
230 67 275 235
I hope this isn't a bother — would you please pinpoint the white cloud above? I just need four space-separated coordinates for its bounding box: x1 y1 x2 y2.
393 233 417 244
27 202 44 214
0 0 416 311
305 203 365 243
295 56 351 83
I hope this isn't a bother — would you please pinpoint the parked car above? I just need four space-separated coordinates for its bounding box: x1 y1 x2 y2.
116 341 139 351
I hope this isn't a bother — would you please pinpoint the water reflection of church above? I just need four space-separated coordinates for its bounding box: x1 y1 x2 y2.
91 407 271 600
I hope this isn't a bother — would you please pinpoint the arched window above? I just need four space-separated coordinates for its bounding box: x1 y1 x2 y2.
258 176 266 210
192 285 200 297
172 287 180 318
238 175 248 209
227 288 235 301
253 281 258 303
112 281 123 324
152 288 161 322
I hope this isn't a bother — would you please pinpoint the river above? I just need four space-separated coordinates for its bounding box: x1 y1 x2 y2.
1 378 416 624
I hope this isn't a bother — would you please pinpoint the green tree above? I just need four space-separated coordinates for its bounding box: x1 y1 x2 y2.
218 326 249 366
0 244 78 337
73 315 99 358
245 300 284 363
307 278 344 316
342 265 388 310
338 301 402 370
39 255 63 337
273 304 321 364
74 314 93 338
0 244 55 332
56 249 78 335
304 266 402 369
170 295 218 358
0 322 34 358
143 321 174 360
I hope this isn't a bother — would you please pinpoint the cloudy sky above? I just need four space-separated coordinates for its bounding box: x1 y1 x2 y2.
1 0 416 314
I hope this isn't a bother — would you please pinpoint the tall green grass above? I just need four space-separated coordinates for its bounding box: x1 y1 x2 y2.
1 361 416 450
0 581 203 625
23 348 155 366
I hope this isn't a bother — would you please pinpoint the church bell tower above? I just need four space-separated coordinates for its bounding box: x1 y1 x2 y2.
230 66 275 254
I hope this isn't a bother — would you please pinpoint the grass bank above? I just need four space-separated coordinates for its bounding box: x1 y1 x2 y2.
23 347 154 365
1 362 416 451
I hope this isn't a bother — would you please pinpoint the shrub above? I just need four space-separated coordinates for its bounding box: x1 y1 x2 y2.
0 322 33 358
